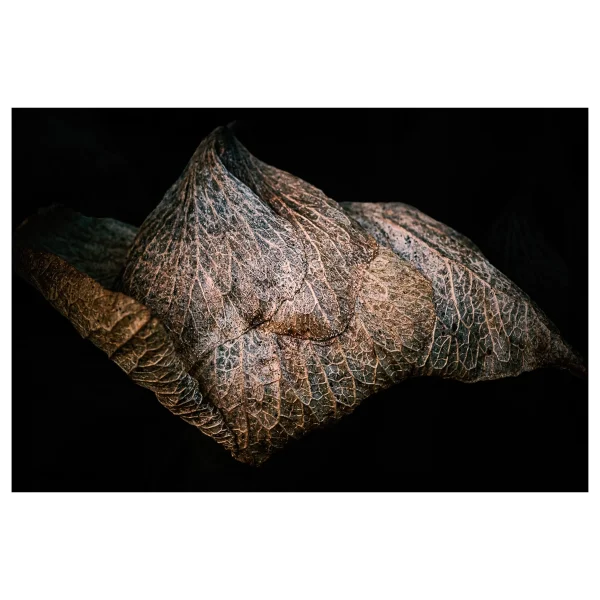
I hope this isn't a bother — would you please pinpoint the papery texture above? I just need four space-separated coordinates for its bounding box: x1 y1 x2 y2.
14 127 584 466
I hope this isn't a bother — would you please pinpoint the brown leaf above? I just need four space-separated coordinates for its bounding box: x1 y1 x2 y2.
119 128 435 464
13 128 585 467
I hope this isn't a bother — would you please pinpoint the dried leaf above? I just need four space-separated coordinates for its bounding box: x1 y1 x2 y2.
119 128 435 463
13 127 585 466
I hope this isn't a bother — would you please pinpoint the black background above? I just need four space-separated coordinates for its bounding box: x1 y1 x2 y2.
12 109 588 491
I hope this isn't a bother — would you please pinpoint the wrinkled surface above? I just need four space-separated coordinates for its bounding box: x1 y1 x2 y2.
13 126 585 466
14 216 235 453
193 247 434 463
119 128 378 365
343 202 584 381
120 128 435 463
